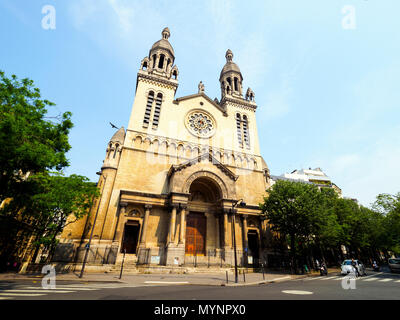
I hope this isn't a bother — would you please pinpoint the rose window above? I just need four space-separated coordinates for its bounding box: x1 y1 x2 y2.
186 110 216 138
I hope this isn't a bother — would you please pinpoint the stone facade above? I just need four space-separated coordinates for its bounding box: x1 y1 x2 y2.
56 28 271 268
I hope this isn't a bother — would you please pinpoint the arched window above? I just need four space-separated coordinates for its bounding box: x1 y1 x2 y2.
172 70 178 80
107 143 112 158
235 114 250 148
113 144 119 158
152 54 157 68
236 113 243 147
158 54 165 69
234 77 238 92
152 93 163 128
143 91 154 128
242 115 250 148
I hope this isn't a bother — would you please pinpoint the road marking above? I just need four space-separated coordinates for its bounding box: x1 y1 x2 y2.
333 277 346 280
282 290 313 295
378 278 392 282
25 286 97 291
0 297 13 300
319 276 339 280
396 280 400 283
0 293 46 297
0 289 75 293
144 281 189 284
303 277 318 281
363 272 383 279
363 277 379 281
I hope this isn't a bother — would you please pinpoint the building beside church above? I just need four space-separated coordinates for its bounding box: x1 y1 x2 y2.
270 167 342 196
56 28 272 268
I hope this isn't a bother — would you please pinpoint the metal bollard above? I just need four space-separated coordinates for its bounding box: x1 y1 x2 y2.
119 249 126 279
226 270 229 284
243 269 246 282
262 263 265 280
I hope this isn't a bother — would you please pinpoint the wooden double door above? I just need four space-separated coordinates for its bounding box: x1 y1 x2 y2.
185 212 206 255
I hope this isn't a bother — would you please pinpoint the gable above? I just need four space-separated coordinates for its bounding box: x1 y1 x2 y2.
167 152 238 181
174 92 227 116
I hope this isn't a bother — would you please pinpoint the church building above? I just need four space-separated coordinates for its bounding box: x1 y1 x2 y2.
57 28 272 268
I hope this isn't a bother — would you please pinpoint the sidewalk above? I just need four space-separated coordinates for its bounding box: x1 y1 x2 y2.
0 269 315 287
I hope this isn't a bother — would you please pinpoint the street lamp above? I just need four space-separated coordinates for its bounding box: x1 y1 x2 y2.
79 171 106 278
231 199 246 283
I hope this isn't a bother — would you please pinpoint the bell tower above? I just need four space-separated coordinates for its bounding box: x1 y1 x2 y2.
219 49 243 99
127 27 179 133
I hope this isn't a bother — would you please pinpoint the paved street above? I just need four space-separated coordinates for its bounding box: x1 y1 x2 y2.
0 269 399 300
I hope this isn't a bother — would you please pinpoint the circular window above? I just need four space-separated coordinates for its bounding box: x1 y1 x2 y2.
185 110 216 138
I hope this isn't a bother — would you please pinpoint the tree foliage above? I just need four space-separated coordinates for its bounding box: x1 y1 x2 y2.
0 70 72 203
0 71 97 268
260 180 400 271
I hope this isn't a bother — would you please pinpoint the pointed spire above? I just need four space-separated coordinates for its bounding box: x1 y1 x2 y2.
162 27 170 40
225 49 233 62
110 126 125 144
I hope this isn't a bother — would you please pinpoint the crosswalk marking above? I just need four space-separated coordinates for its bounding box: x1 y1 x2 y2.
0 293 46 297
333 277 345 280
319 276 339 280
363 277 379 281
25 286 97 291
378 278 392 282
0 289 75 293
396 280 400 283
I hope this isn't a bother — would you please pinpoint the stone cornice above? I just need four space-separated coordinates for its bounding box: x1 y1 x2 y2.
125 129 262 161
221 96 257 112
137 72 178 91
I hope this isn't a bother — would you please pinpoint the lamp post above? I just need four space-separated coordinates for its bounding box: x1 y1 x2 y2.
231 199 246 283
79 171 106 278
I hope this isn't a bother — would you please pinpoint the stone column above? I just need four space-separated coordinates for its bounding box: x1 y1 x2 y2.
214 214 220 249
223 209 229 248
179 205 187 245
139 204 152 246
168 204 178 245
242 215 249 250
114 202 127 242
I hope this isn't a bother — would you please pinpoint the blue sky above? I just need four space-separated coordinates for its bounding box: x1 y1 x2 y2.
1 0 399 207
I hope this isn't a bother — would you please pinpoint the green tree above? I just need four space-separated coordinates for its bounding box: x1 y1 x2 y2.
260 180 330 273
0 71 72 203
27 173 99 262
373 193 400 255
0 71 97 269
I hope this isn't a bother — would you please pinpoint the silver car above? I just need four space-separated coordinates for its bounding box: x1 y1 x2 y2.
388 258 400 273
341 259 367 276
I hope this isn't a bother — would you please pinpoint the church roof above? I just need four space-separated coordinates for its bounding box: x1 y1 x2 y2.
149 27 175 58
150 39 175 57
110 127 125 144
174 92 227 116
219 49 243 80
220 61 242 79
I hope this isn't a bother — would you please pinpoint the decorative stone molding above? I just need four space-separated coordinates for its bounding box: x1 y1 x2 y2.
127 129 260 171
168 152 238 182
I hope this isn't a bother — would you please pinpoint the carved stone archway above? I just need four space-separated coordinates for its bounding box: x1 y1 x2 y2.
183 171 228 200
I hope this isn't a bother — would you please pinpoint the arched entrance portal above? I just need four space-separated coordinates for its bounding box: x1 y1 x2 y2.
185 177 222 256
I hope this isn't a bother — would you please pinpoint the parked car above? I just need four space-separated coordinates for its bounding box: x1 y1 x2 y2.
341 259 367 276
388 258 400 273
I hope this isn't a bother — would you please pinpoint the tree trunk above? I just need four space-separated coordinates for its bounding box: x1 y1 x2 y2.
290 234 296 274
